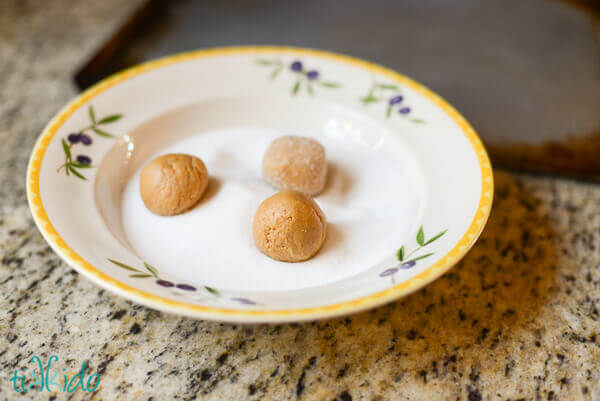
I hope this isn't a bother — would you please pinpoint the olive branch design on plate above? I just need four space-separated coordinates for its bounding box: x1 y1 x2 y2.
255 59 340 96
57 105 123 180
380 226 447 282
360 83 425 123
108 259 258 305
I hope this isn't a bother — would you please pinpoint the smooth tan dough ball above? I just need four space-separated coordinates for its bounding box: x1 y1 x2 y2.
140 153 208 216
253 190 327 262
262 135 327 196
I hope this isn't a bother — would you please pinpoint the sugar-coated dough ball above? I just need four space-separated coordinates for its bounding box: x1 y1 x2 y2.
253 190 327 262
140 153 208 216
262 135 327 196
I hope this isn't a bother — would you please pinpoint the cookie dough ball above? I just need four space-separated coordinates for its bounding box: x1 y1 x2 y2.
253 190 327 262
140 153 208 216
262 135 327 196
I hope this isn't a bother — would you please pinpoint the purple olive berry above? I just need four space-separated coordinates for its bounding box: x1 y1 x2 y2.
176 284 196 291
231 297 256 305
156 279 174 287
389 95 403 105
290 61 303 72
76 155 91 165
306 70 319 80
67 133 81 144
400 260 416 269
80 134 92 146
399 107 411 115
379 268 399 277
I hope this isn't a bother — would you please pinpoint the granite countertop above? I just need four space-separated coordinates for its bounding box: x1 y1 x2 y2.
1 1 599 400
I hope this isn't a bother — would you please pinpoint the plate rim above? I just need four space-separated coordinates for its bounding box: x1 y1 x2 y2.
26 46 494 323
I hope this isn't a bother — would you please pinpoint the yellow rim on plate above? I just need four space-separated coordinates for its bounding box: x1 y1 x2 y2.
27 46 493 322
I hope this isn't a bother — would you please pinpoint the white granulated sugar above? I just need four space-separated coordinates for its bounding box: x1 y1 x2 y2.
121 127 421 291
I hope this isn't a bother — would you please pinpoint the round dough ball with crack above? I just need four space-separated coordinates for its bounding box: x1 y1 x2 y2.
253 190 327 262
262 135 327 196
140 153 208 216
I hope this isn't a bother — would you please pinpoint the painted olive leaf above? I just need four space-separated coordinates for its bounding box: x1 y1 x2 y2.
61 139 71 159
360 96 379 104
397 245 405 261
98 114 123 124
255 59 275 65
407 253 434 263
108 259 140 273
130 274 152 278
68 166 86 180
88 105 96 124
319 82 339 88
270 67 282 80
377 84 399 90
416 226 425 246
92 127 114 138
424 229 447 246
70 162 92 169
204 286 220 296
386 104 393 118
144 262 159 278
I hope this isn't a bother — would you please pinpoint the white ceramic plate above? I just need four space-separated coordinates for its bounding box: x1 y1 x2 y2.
27 47 493 323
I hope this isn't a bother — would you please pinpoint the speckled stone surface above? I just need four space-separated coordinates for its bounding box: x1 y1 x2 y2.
1 1 599 400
